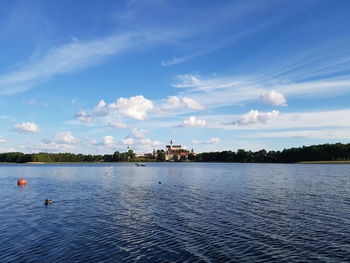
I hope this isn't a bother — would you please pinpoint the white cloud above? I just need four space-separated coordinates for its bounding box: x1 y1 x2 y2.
92 100 108 116
247 129 350 139
119 128 162 153
34 132 79 151
161 53 199 67
173 74 202 88
13 122 39 133
86 138 98 145
171 72 350 112
0 31 172 95
0 136 6 143
191 137 220 145
160 95 204 113
108 122 128 129
139 138 161 147
238 110 279 125
123 138 134 145
260 90 287 106
28 142 76 152
103 136 114 146
167 96 182 108
53 132 80 144
27 131 80 152
109 95 154 120
129 128 148 139
181 116 206 127
182 96 204 110
75 110 91 123
202 108 350 131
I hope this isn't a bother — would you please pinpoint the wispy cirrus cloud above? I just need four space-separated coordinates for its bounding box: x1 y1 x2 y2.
0 0 292 95
0 30 180 95
191 137 220 145
203 108 350 131
245 129 350 140
171 71 350 111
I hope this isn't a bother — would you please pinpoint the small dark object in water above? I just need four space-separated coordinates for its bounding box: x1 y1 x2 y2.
158 182 161 184
135 163 146 167
44 199 55 205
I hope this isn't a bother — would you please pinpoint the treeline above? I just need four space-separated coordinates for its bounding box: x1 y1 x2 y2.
0 150 137 163
193 143 350 163
1 143 350 163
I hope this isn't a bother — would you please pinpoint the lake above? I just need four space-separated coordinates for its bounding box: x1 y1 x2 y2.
0 163 349 262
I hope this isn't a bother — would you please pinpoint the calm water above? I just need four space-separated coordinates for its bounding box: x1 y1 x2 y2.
0 163 349 262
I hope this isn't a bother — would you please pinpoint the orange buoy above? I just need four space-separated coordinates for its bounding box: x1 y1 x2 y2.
17 179 27 186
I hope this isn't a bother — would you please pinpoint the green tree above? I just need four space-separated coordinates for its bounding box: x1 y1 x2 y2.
180 155 187 162
157 152 166 162
187 153 195 161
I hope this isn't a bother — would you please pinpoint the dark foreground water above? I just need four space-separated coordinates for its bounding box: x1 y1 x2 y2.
0 163 349 262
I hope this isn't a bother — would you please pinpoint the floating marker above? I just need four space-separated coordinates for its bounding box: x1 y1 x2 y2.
17 178 27 186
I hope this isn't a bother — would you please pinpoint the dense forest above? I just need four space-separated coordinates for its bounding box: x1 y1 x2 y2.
1 143 350 163
193 143 350 163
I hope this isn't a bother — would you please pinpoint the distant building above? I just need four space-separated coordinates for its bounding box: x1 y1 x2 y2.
141 142 195 161
165 143 189 161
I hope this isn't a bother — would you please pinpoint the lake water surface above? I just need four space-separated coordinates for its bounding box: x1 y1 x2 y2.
0 163 349 262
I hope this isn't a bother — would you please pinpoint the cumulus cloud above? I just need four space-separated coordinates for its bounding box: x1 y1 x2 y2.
75 94 203 126
181 116 206 127
238 110 279 125
182 96 205 110
167 96 182 108
75 110 91 123
260 90 287 106
139 138 161 146
109 95 154 120
53 132 80 144
92 100 108 116
191 137 220 145
0 136 6 143
129 128 148 139
29 131 80 152
123 138 134 145
122 128 161 152
102 136 114 146
163 95 204 111
13 122 39 133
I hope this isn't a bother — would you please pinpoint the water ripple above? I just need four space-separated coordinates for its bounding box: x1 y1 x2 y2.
0 163 349 262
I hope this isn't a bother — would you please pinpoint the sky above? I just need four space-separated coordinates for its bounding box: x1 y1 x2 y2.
1 0 350 154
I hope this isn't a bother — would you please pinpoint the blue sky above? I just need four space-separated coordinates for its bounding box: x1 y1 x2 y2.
1 0 350 154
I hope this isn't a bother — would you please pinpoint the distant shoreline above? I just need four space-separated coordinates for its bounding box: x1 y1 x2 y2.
296 161 350 164
1 161 350 165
